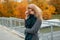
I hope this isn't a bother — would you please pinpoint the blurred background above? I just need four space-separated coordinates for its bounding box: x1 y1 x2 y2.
0 0 60 20
0 0 60 33
0 0 60 40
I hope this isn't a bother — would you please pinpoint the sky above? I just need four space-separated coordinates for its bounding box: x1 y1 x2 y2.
0 0 22 2
15 0 22 2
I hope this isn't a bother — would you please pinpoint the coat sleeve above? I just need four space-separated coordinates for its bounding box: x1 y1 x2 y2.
25 19 42 34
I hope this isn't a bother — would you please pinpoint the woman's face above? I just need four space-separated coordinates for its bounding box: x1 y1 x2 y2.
28 8 35 15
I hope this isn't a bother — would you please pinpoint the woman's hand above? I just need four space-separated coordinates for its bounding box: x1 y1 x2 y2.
25 11 29 20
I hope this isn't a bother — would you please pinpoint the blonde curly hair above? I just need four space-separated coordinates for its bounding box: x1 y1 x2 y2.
26 4 43 20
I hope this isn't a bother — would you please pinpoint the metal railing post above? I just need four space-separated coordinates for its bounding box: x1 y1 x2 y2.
9 18 12 27
51 25 53 40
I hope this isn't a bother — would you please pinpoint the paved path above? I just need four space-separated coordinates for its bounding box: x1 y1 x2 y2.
0 25 60 40
0 26 24 40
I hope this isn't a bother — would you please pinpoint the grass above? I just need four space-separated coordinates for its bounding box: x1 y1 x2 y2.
40 14 60 33
40 26 60 33
52 14 60 19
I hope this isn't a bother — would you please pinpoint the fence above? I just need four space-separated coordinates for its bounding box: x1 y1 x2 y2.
0 17 24 27
0 17 60 40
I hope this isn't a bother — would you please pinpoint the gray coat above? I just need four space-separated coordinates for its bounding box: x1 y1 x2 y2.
25 19 42 40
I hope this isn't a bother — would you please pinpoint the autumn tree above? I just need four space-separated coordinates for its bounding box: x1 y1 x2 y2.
1 0 14 17
50 0 60 14
0 0 20 17
16 0 28 19
0 3 3 17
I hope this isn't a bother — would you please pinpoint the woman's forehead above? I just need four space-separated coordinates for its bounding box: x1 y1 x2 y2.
28 5 33 8
28 6 32 9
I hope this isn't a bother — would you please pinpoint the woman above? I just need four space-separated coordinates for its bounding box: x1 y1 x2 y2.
25 4 43 40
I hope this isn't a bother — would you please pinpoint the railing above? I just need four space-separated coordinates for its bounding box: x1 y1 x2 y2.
40 19 60 40
0 17 60 40
0 17 24 27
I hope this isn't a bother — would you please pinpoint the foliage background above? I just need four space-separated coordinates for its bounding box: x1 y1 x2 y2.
0 0 60 20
